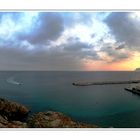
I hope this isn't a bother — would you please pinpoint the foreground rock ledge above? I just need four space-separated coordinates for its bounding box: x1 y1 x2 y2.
0 98 29 128
0 98 29 121
27 111 98 128
0 98 98 128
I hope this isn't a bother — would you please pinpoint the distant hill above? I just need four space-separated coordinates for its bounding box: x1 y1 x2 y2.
135 68 140 71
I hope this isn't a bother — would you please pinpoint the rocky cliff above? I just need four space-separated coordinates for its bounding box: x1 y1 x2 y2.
0 98 98 128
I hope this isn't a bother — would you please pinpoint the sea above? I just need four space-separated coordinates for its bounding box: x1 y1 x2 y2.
1 71 140 128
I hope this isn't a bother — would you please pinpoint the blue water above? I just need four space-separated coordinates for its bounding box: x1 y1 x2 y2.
0 71 140 128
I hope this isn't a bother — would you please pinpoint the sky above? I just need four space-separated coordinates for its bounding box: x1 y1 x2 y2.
0 12 140 71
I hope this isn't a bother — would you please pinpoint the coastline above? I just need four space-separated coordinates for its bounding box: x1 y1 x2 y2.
0 98 98 128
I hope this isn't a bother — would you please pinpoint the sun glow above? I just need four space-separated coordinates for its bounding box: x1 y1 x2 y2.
83 51 140 71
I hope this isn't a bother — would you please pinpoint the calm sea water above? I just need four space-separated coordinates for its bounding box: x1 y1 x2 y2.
0 71 140 128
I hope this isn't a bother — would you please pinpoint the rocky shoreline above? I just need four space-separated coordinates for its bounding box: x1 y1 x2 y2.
0 98 98 128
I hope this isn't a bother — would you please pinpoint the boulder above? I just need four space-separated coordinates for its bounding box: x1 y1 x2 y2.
7 121 27 128
27 111 98 128
0 115 27 128
0 98 29 121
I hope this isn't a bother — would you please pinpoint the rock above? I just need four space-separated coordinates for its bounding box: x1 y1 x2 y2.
0 115 8 127
27 111 98 128
49 119 61 127
0 115 27 128
0 98 98 128
7 121 27 128
0 98 29 121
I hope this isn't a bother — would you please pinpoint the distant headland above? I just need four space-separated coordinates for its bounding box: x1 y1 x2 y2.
135 68 140 71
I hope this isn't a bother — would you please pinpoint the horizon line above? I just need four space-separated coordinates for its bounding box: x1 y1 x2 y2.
0 70 136 72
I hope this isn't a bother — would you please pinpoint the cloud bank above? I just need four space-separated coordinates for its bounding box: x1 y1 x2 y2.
0 12 139 70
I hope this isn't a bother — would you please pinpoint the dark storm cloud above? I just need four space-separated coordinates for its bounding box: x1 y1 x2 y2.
19 13 64 45
105 12 140 48
115 43 126 50
0 45 84 71
63 40 90 52
62 37 100 60
100 43 130 62
0 37 101 70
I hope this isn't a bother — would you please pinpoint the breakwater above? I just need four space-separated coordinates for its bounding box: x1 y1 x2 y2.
72 80 140 86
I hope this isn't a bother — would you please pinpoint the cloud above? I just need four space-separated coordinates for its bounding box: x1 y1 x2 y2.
0 46 83 70
63 38 90 51
0 12 103 70
0 12 39 43
105 12 140 49
0 12 22 21
0 12 137 70
60 37 99 60
61 12 94 28
19 13 64 45
0 35 103 70
115 43 126 50
99 43 130 62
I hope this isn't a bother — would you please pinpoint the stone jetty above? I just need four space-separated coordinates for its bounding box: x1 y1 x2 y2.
72 80 140 86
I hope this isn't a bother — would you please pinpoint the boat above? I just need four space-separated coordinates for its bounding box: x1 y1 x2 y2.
7 77 22 85
124 86 140 95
